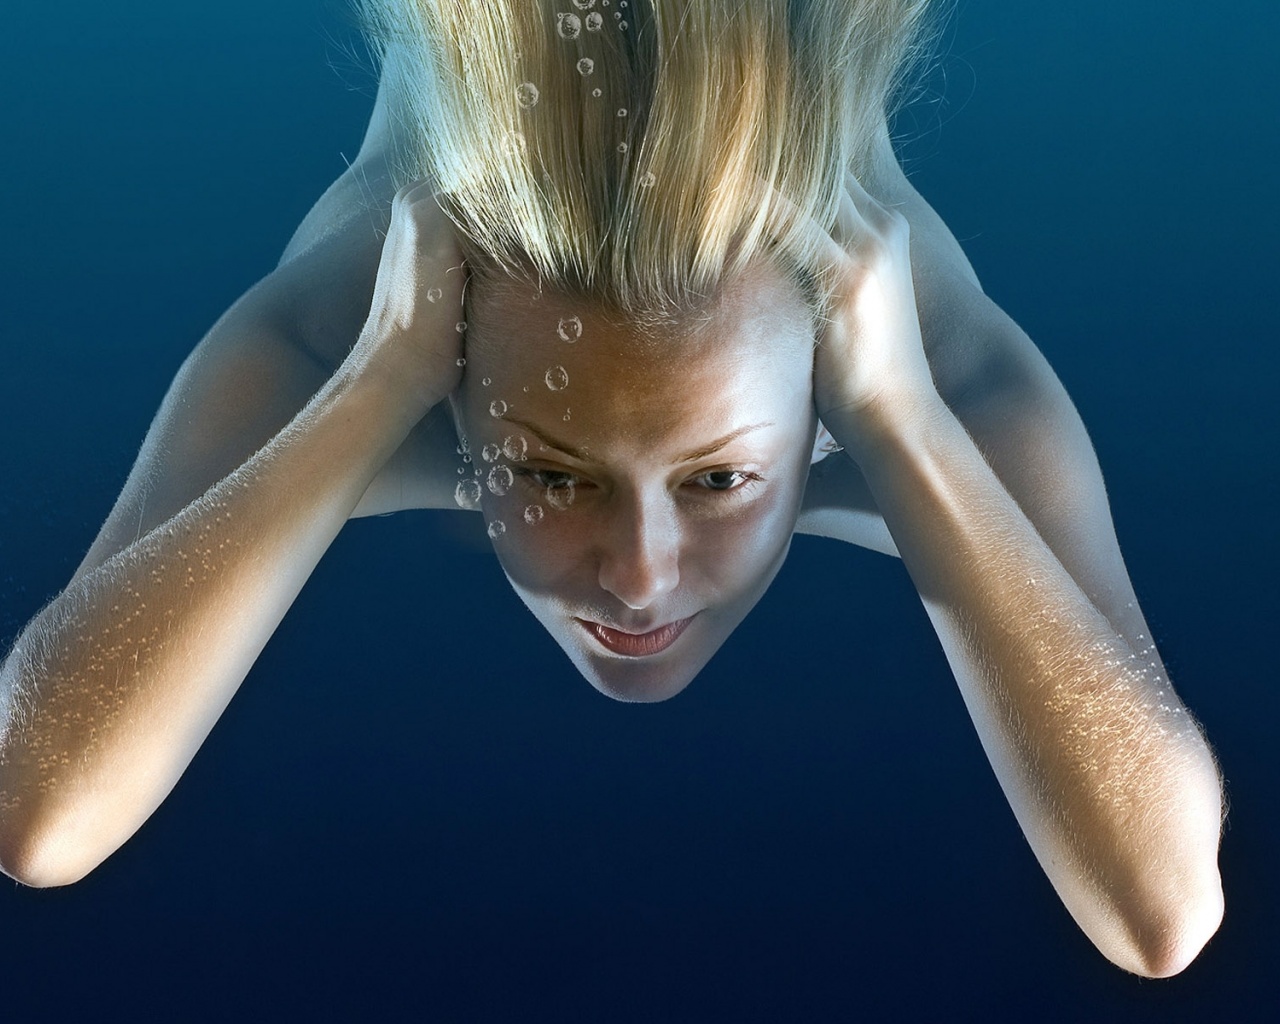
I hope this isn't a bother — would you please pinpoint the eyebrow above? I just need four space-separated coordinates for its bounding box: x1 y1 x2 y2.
503 416 775 465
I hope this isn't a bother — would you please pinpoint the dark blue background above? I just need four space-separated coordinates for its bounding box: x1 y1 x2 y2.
1 1 1276 1020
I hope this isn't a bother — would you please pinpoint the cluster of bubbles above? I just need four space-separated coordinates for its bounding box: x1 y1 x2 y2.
454 302 585 533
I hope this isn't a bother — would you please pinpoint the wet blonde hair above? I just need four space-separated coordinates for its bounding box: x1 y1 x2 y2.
359 0 932 317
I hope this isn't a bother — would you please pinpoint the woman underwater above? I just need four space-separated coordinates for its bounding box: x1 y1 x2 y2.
0 0 1223 976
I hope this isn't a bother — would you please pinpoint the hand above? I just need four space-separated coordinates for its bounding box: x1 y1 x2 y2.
354 179 469 412
809 172 939 448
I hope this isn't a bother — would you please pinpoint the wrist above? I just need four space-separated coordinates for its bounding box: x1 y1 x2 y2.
821 384 951 465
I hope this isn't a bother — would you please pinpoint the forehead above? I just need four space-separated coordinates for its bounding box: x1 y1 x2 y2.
464 264 815 416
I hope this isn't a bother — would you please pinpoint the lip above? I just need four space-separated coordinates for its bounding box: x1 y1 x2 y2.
576 615 696 657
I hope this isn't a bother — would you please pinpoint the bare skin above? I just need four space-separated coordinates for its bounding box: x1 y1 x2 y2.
0 82 1222 976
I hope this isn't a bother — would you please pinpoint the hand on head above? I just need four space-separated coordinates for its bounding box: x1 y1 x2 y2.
356 180 470 412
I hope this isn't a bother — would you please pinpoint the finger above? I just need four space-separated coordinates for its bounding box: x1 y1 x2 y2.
759 176 850 269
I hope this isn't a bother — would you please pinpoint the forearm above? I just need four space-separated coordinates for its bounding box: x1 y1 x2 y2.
841 392 1223 977
0 346 431 886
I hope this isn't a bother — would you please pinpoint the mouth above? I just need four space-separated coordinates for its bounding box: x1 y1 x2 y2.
576 615 696 657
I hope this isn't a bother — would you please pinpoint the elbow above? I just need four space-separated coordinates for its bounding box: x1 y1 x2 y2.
1121 877 1224 978
0 817 108 889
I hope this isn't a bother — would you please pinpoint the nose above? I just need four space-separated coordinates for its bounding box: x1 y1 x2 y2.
597 492 681 610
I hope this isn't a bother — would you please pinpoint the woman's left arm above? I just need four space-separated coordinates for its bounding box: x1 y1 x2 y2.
810 175 1224 978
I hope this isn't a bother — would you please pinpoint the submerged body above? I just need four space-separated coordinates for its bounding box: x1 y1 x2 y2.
0 8 1223 980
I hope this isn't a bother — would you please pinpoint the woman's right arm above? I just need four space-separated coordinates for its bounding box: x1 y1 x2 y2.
0 181 464 887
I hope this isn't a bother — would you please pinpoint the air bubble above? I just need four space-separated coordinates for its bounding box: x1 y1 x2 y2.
462 454 472 463
586 12 603 30
456 357 467 367
576 57 595 76
426 287 443 302
556 13 581 39
639 171 656 188
516 82 540 108
545 365 569 391
501 131 527 158
618 19 628 29
572 0 595 8
523 505 545 525
503 434 528 461
546 481 576 510
490 399 508 418
454 479 482 509
617 108 627 117
591 88 602 98
488 465 514 496
482 376 492 387
614 10 621 18
456 321 467 333
563 408 571 421
487 520 507 539
617 142 628 154
482 443 501 463
557 315 583 342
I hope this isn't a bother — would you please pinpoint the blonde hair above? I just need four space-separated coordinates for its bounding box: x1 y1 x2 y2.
359 0 932 317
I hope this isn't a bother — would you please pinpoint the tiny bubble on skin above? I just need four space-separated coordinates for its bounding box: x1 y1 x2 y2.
586 12 603 30
488 465 515 496
487 520 507 539
503 434 529 461
426 287 443 302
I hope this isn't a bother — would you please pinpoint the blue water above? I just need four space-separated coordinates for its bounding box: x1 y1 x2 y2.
1 1 1276 1019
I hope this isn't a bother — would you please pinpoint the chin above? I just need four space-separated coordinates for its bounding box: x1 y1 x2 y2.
583 667 698 704
564 642 718 704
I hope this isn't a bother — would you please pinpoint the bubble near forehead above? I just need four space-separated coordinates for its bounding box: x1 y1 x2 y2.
557 316 583 342
545 365 569 391
503 434 529 461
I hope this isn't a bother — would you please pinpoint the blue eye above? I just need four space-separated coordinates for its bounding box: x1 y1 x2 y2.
700 470 743 491
691 469 761 493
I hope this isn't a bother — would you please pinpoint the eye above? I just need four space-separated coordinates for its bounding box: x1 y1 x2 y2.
689 469 762 493
526 468 579 489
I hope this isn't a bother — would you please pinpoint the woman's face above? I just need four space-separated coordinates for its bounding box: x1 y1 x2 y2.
457 263 817 702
